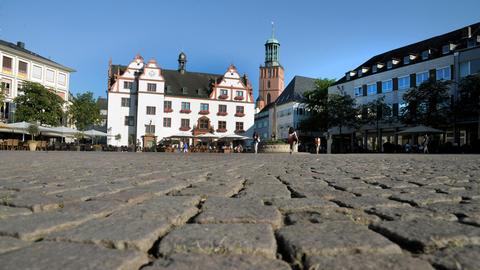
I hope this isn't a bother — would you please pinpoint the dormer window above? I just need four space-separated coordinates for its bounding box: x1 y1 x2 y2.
403 56 410 65
467 38 477 48
349 71 357 77
372 65 377 73
442 44 451 54
181 87 188 94
409 54 417 61
361 67 369 74
421 50 430 60
387 61 393 69
358 69 363 77
392 59 400 65
377 63 384 69
346 72 351 81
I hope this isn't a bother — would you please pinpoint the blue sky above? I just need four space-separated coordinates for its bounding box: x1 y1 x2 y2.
0 0 478 99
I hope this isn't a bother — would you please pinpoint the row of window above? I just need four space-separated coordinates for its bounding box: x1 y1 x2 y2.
354 67 451 97
121 98 245 115
124 116 244 132
1 56 66 85
349 43 458 79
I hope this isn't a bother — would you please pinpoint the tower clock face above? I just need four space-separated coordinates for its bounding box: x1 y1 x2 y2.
148 71 155 77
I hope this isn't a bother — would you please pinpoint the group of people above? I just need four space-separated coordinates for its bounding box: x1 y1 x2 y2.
254 127 321 155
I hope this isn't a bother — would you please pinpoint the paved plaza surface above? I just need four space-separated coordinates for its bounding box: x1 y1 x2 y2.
0 152 479 269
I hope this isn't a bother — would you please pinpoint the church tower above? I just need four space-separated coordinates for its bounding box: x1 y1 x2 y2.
257 23 284 110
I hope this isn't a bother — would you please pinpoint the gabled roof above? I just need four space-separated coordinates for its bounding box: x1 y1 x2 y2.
0 39 75 72
162 69 221 98
275 76 316 105
333 22 480 85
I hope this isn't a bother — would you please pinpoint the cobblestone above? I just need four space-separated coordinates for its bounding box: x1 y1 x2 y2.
0 152 478 269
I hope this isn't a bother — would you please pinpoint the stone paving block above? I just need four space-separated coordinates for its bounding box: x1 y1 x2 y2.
333 196 409 210
300 186 355 200
158 224 277 259
2 192 68 212
366 206 458 221
237 183 291 200
306 254 434 270
0 236 30 254
0 241 148 270
0 199 123 241
178 180 245 198
267 198 337 213
371 219 480 253
350 188 394 197
0 205 32 219
48 196 200 251
286 207 381 226
195 197 282 229
427 245 480 270
390 192 462 206
277 222 401 263
145 253 291 270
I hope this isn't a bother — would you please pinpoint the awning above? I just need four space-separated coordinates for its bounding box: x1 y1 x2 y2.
396 125 443 135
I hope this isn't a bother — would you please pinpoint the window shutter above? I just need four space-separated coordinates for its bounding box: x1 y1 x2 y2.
362 85 367 96
410 74 416 88
393 78 398 91
393 103 399 117
429 69 436 81
376 81 382 94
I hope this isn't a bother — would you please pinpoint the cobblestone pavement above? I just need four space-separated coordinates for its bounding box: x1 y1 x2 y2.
0 152 479 270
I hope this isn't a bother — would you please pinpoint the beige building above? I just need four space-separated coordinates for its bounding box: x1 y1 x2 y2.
0 40 75 122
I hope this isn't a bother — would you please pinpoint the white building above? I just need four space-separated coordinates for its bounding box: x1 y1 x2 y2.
107 53 255 147
0 40 74 122
254 76 316 140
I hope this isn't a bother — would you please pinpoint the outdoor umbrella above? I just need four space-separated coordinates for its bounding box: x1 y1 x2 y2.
83 129 108 144
44 126 80 142
218 134 249 140
4 121 55 140
396 125 443 135
196 132 219 139
169 131 194 138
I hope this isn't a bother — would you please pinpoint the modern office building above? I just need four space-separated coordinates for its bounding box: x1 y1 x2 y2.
0 40 75 122
328 22 480 150
107 53 255 147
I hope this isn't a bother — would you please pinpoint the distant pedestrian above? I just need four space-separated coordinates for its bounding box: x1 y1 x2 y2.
314 137 321 154
183 141 189 153
423 134 430 154
253 132 260 154
288 127 298 154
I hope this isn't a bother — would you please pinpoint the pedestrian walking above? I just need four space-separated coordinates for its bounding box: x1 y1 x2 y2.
253 132 260 154
314 137 321 154
183 141 189 153
423 134 430 154
288 127 298 154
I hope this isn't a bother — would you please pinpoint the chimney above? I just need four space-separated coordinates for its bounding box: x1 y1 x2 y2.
17 41 25 49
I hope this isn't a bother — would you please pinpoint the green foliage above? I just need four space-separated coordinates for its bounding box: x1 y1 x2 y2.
326 92 358 134
301 78 336 132
68 92 101 131
27 123 40 140
359 96 393 126
456 74 480 118
115 133 121 141
0 84 6 106
14 82 64 126
401 78 451 127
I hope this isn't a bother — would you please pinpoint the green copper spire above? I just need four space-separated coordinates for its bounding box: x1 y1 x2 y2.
265 22 280 67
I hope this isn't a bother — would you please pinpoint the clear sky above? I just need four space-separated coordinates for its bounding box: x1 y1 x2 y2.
0 0 478 99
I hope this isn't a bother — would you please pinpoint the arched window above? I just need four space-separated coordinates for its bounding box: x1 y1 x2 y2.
267 93 271 104
267 80 271 89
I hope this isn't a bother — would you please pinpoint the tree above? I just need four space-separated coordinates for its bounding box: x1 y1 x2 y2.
68 92 101 131
327 92 358 135
0 84 6 121
14 82 64 126
456 74 480 140
360 96 392 152
401 78 451 127
300 78 336 132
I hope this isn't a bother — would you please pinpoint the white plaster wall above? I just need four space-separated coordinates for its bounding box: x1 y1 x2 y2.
107 92 135 146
